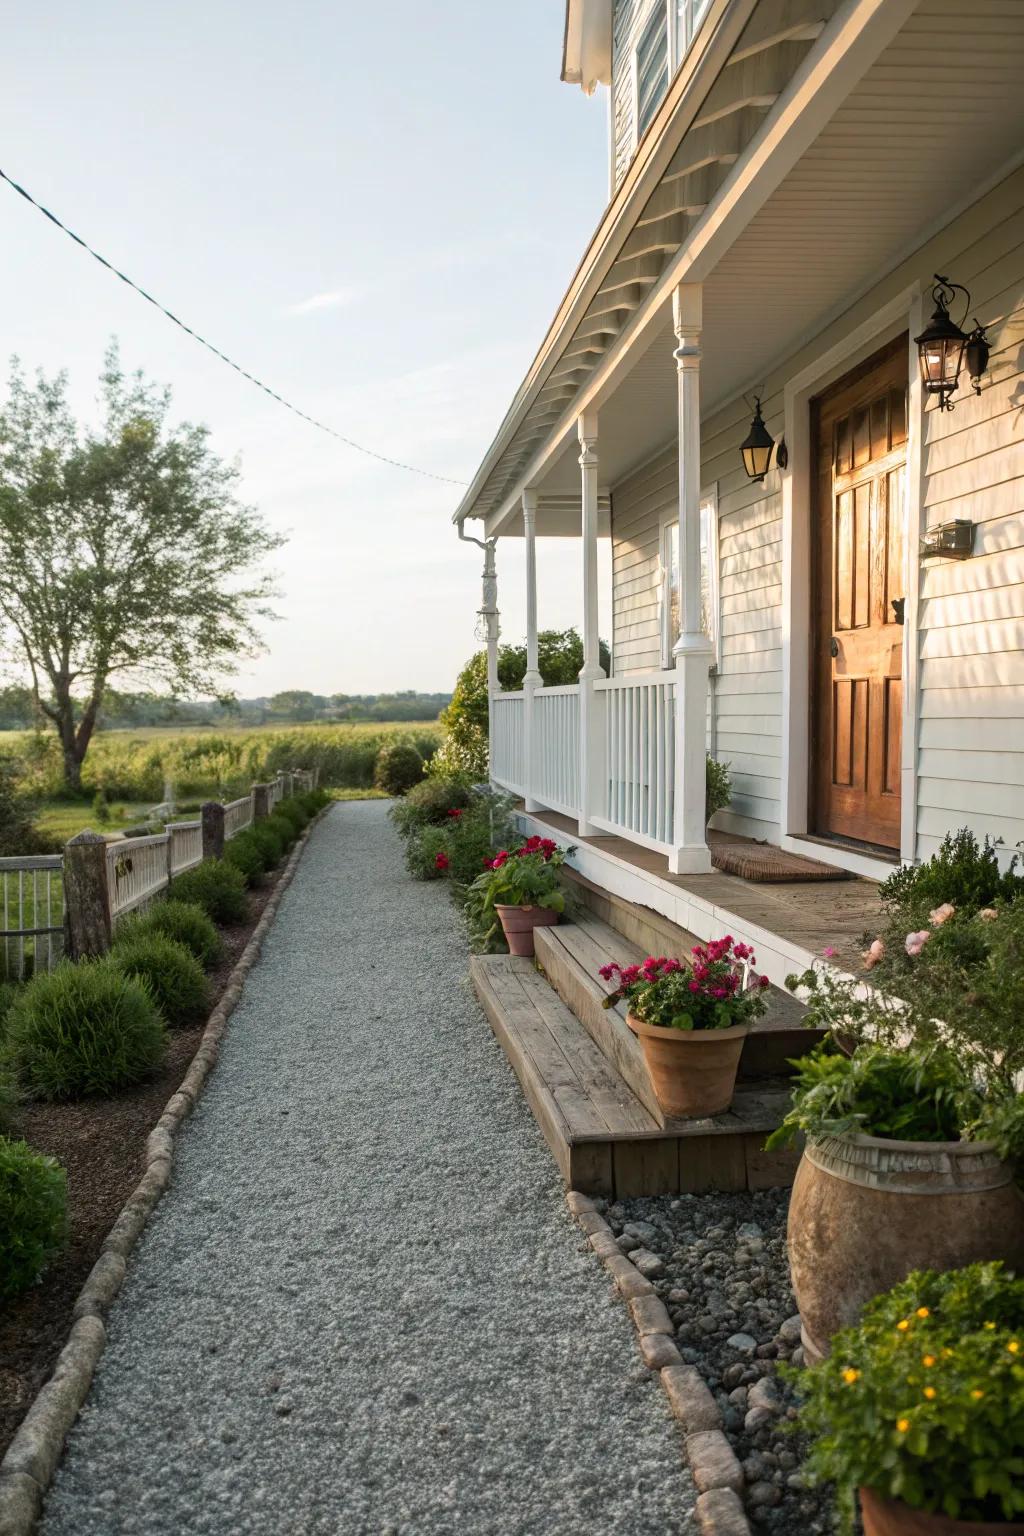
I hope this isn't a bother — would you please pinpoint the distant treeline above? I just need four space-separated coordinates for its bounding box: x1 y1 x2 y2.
0 686 451 731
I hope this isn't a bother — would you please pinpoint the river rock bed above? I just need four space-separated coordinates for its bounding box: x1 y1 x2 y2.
598 1187 840 1533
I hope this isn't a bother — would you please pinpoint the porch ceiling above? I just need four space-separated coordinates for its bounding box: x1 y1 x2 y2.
481 0 1024 535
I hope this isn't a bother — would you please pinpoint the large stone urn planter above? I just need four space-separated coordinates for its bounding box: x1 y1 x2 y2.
494 903 559 958
788 1132 1024 1363
628 1015 749 1118
859 1488 1024 1536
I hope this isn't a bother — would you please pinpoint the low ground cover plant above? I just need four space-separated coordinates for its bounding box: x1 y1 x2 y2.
171 859 248 925
110 932 209 1028
118 900 222 970
600 939 770 1031
794 1261 1024 1528
3 960 166 1099
0 1135 67 1301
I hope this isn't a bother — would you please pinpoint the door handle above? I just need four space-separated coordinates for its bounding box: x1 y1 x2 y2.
830 637 840 658
891 597 905 625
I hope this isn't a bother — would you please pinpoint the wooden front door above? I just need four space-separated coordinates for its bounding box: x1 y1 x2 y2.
811 339 908 851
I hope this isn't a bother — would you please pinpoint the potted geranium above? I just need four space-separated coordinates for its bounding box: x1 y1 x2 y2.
467 835 572 957
766 1043 1024 1364
598 939 769 1118
794 1261 1024 1534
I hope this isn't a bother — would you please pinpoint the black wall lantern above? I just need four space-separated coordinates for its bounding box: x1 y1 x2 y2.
740 397 775 482
914 274 990 411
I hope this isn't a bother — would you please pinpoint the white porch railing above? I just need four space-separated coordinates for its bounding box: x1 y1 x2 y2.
532 686 580 818
594 672 676 850
492 691 525 793
490 672 682 856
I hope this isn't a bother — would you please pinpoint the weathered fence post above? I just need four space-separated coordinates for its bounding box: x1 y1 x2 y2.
252 783 271 821
64 831 112 959
201 801 226 861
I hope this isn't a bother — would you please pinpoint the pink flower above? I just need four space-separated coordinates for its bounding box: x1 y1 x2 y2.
434 852 449 871
758 974 771 990
979 908 999 922
929 903 956 927
822 945 837 959
861 938 886 970
905 930 931 957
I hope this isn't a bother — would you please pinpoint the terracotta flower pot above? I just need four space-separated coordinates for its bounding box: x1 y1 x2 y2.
628 1014 749 1118
860 1487 1024 1535
495 903 560 958
788 1133 1024 1363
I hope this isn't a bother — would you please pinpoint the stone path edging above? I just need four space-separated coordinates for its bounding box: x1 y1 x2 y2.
567 1190 752 1536
0 808 329 1536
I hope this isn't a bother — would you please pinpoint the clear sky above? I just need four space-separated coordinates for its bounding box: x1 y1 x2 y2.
1 1 610 697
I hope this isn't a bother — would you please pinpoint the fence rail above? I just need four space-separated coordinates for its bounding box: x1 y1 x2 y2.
167 820 202 876
106 834 172 919
223 796 254 840
0 854 64 978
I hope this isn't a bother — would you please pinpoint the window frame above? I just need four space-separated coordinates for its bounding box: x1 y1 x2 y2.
659 484 720 670
632 3 670 147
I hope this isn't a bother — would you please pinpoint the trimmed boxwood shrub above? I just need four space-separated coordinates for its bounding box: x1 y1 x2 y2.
5 960 167 1099
374 742 424 796
119 900 222 971
250 819 289 867
110 932 209 1028
171 859 248 925
299 789 330 815
0 1136 67 1300
275 798 307 834
268 810 298 848
223 829 266 886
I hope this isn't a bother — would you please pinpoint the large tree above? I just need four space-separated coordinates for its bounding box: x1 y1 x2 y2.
0 347 282 790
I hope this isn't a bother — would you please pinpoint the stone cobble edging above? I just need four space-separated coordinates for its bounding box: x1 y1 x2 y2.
0 809 328 1536
568 1190 752 1536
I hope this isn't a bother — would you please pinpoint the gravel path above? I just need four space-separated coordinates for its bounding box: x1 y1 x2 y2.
41 801 695 1536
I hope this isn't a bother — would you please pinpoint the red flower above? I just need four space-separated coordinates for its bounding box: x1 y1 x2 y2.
447 808 464 819
434 852 450 871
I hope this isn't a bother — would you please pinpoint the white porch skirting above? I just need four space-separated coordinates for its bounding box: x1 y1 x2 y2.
490 672 685 857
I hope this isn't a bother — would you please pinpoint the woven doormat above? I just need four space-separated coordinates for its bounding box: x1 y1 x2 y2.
711 842 850 883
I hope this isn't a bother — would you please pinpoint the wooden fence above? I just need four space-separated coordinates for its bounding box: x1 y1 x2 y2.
0 767 318 976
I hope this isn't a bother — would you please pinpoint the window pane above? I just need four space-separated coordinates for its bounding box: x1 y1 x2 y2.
676 0 712 59
637 7 669 137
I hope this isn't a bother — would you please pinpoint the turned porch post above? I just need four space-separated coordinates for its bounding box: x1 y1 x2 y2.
522 490 543 813
577 410 606 837
669 282 713 874
480 538 500 784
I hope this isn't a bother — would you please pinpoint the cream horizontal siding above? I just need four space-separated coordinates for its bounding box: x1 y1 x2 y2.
612 0 662 191
610 444 675 673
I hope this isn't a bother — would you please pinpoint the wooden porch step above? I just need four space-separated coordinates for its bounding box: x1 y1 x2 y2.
470 953 800 1199
537 912 820 1099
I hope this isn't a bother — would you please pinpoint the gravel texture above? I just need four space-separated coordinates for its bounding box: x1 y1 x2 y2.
601 1190 839 1533
40 801 695 1536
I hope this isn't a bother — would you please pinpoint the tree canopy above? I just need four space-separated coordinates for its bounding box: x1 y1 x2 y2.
0 347 282 789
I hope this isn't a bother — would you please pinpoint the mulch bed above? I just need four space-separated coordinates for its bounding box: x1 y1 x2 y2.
0 873 281 1461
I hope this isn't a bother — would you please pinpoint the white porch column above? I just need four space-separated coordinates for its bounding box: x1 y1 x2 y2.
577 410 606 837
480 539 500 783
521 490 543 812
669 283 714 874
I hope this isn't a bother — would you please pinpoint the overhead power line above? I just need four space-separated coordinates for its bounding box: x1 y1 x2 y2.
0 166 468 487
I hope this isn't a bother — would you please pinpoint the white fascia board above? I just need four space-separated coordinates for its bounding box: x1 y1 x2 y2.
483 0 919 537
451 0 755 529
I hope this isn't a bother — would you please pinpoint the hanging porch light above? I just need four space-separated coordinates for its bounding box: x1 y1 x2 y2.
914 275 988 410
739 397 775 482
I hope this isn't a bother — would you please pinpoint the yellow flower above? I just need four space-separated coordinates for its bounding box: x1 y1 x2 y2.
897 1320 910 1332
972 1390 985 1400
897 1418 911 1433
922 1355 936 1368
1009 1341 1021 1355
941 1348 954 1358
923 1387 936 1400
984 1322 996 1331
842 1368 860 1384
916 1307 930 1319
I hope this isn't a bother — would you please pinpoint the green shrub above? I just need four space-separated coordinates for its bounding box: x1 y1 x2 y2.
0 1136 67 1300
404 825 451 881
4 960 167 1099
223 829 266 886
0 981 19 1038
390 776 472 838
705 756 732 821
170 860 248 925
268 809 298 847
249 818 289 868
374 741 424 796
110 932 208 1028
119 900 221 970
794 1262 1024 1528
275 798 308 833
880 828 1022 921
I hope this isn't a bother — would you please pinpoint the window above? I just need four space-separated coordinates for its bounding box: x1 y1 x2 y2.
672 0 712 67
660 489 719 668
634 5 669 141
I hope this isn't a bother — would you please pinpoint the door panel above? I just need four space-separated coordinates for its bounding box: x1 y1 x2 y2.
812 339 908 851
